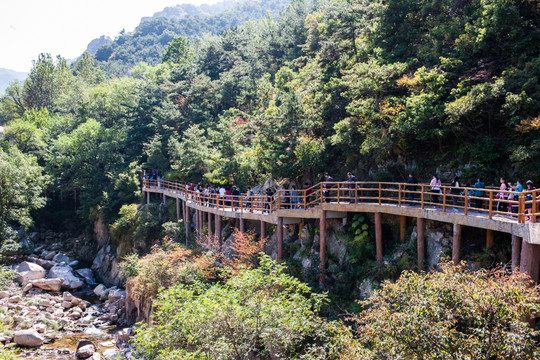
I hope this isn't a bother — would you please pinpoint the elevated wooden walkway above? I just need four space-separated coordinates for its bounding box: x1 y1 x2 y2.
142 179 540 283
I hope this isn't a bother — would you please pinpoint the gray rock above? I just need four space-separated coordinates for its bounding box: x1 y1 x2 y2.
63 291 74 301
93 284 107 298
27 256 55 270
48 265 83 290
68 260 79 268
107 289 126 302
14 261 46 284
102 349 121 359
0 290 9 299
41 250 56 261
22 283 33 292
53 253 70 264
14 329 44 347
76 339 96 359
76 268 97 286
30 278 63 292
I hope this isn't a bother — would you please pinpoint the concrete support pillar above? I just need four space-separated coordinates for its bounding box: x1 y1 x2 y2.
486 229 494 248
184 202 190 244
239 217 245 233
260 221 266 241
400 215 406 242
452 223 462 265
146 191 150 204
235 218 240 230
176 198 180 220
199 210 204 233
511 235 522 271
417 217 425 271
163 193 166 204
319 210 327 286
215 215 222 244
208 212 213 240
277 217 283 261
521 241 540 283
375 212 383 263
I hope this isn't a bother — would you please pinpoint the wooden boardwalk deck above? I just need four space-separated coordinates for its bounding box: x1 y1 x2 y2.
142 178 540 283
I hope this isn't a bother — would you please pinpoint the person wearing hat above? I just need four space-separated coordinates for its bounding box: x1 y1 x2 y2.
525 180 536 221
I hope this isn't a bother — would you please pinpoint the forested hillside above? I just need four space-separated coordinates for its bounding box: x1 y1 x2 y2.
92 0 290 75
0 0 539 236
1 1 540 357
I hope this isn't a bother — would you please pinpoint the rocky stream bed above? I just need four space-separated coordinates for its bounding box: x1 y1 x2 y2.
0 231 135 359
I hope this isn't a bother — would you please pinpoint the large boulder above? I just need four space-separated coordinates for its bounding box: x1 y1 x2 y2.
53 253 71 264
92 247 124 287
14 261 46 284
14 329 44 347
48 265 83 290
76 268 97 286
93 284 107 298
27 256 55 270
30 278 63 292
76 339 96 359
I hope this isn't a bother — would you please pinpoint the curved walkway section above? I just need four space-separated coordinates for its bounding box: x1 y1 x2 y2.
142 179 539 244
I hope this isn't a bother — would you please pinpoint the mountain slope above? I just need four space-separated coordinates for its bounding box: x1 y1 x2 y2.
90 0 290 76
0 68 27 94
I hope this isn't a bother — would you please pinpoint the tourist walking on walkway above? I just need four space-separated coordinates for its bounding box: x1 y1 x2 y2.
347 172 358 203
231 186 241 210
430 175 441 204
525 180 536 221
406 173 417 204
265 187 274 213
450 176 461 207
290 185 299 209
323 173 333 203
497 177 509 212
473 177 486 209
510 180 523 213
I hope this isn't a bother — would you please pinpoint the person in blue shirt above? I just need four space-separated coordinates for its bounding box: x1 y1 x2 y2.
473 177 485 209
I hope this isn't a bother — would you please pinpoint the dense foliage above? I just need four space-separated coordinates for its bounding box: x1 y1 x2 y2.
0 145 48 248
1 0 538 230
93 0 290 76
352 262 540 359
131 255 355 360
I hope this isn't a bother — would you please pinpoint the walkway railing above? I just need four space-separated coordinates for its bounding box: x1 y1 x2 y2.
142 179 539 224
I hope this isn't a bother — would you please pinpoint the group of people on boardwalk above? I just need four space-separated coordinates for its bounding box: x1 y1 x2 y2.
143 169 538 220
406 173 538 219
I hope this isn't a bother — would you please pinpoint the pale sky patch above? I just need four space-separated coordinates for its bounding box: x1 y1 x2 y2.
0 0 222 72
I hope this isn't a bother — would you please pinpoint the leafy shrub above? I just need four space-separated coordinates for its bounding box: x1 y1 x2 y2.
0 269 15 290
350 261 540 359
124 242 213 304
132 255 356 359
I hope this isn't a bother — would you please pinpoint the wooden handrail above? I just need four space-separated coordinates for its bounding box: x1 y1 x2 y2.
141 178 537 224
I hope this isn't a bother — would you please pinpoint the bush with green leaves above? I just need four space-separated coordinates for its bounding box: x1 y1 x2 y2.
131 254 356 359
0 268 15 290
351 261 540 359
0 145 48 245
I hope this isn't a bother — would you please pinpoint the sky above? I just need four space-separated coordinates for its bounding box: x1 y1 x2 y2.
0 0 222 73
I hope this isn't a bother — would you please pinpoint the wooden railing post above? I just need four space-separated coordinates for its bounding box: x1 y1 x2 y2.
240 195 244 214
464 189 469 216
442 187 447 212
421 185 425 209
533 190 538 223
398 184 402 206
378 183 382 205
488 191 493 219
